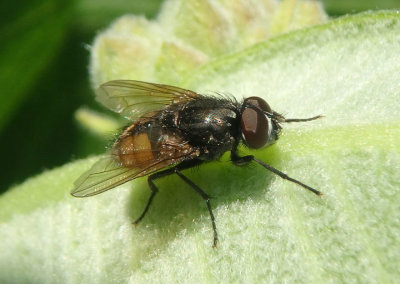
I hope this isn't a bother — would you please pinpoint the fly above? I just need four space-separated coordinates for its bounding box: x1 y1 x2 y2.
72 80 322 247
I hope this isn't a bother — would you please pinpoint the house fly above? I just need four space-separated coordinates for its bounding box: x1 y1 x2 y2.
72 80 322 247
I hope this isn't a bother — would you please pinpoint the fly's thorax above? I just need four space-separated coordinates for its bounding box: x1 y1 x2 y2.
177 98 239 149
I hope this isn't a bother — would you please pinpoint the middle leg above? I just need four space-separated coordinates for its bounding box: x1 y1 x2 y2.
174 163 218 247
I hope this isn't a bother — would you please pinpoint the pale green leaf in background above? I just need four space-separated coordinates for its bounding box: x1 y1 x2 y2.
90 0 327 87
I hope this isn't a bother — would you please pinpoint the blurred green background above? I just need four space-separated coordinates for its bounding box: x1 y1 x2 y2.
0 0 399 194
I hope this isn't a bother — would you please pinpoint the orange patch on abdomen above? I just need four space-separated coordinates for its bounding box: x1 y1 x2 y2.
117 133 154 168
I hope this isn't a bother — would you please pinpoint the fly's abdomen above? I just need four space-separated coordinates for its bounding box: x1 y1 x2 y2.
116 132 154 168
114 118 199 169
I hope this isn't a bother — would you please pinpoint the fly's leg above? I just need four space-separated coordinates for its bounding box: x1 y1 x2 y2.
132 159 218 247
133 167 175 225
174 168 218 248
231 151 322 196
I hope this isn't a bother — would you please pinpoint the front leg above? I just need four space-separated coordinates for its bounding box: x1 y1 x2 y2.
230 150 254 166
230 151 322 196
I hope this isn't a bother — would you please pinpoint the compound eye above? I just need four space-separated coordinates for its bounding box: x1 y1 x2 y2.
244 96 272 114
241 107 269 149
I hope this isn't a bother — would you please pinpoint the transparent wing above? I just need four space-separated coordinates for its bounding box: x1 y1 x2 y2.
96 80 202 120
72 156 137 197
71 149 198 198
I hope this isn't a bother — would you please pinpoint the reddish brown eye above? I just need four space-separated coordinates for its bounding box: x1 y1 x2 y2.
241 96 272 148
241 107 269 149
244 96 272 113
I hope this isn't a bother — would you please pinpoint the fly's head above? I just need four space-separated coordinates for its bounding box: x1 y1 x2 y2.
240 96 282 149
